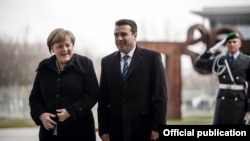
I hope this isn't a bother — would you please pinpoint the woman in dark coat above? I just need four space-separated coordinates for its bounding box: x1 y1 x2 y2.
29 28 100 141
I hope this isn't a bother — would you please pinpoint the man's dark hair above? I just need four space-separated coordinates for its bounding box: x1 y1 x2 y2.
115 19 137 34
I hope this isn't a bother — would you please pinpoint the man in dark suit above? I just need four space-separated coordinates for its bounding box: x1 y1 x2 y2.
195 32 250 124
97 19 167 141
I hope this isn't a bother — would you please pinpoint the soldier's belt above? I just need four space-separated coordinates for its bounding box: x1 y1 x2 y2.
219 84 244 90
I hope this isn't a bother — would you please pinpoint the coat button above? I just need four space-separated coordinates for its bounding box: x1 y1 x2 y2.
235 97 238 101
221 96 225 100
56 94 60 98
236 76 239 80
222 75 226 79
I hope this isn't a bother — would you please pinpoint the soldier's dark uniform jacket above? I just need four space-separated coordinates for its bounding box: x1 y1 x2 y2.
195 51 250 124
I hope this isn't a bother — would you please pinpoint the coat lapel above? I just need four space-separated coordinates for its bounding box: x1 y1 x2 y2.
232 52 245 70
126 47 143 80
111 52 122 79
234 52 244 64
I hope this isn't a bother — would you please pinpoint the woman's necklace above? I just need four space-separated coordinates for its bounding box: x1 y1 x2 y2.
56 60 64 72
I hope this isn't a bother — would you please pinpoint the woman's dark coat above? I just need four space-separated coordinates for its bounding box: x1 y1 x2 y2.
29 54 100 141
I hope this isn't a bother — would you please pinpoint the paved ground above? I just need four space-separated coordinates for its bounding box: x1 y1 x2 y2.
0 127 101 141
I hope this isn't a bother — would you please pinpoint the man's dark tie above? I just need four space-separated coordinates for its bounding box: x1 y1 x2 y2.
122 55 129 80
228 56 234 65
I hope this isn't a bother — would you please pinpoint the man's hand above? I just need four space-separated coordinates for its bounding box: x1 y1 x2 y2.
100 133 110 141
244 112 250 125
209 37 227 54
151 130 159 141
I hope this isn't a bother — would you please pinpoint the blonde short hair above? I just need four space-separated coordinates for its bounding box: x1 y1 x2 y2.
47 28 75 53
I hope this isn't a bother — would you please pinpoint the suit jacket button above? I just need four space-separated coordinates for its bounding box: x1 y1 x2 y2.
221 96 225 100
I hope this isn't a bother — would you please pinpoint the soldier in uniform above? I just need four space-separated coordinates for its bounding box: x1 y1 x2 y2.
195 32 250 124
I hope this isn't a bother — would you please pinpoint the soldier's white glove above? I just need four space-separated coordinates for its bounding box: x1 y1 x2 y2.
209 37 227 54
244 112 250 125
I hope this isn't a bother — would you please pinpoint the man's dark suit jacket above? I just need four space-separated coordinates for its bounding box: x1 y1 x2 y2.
98 46 167 141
